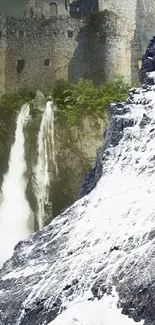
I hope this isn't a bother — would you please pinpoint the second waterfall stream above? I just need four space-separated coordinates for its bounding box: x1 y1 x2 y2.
34 100 57 230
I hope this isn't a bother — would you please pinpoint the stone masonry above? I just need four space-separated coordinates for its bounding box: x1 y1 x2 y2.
0 0 155 96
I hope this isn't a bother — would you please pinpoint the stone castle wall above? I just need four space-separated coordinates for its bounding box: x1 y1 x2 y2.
4 17 84 93
36 0 68 19
98 0 155 82
0 15 7 97
99 0 137 23
0 0 155 95
82 10 136 84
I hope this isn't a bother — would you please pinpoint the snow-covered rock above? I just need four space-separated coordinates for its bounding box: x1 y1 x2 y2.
0 82 155 324
1 43 155 325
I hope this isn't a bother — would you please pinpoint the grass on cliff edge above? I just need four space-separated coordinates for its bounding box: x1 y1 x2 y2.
52 76 132 125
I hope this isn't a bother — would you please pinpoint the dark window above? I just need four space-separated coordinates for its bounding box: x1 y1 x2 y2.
18 30 24 38
65 0 68 10
44 59 50 67
67 30 74 38
70 1 80 18
0 32 2 38
17 60 25 73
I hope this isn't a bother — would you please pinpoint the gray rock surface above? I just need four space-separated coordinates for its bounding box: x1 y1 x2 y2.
0 79 155 324
33 90 46 112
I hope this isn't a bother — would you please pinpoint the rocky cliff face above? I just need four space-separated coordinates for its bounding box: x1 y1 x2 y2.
0 109 16 189
0 94 107 228
0 43 155 325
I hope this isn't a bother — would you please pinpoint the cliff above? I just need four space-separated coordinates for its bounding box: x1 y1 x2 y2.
0 42 155 324
0 94 107 227
24 106 107 223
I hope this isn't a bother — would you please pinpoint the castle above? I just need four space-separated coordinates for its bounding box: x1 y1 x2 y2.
0 0 155 96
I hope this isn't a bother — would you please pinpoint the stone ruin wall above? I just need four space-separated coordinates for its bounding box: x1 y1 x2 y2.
1 0 155 95
4 17 84 93
0 15 7 97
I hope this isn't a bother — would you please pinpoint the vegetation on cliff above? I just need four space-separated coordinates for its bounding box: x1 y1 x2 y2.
0 88 35 112
53 76 131 125
0 76 131 125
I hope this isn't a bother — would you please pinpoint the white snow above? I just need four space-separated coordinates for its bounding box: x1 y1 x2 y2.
1 86 155 324
49 288 144 325
2 263 48 280
148 71 155 82
16 87 155 325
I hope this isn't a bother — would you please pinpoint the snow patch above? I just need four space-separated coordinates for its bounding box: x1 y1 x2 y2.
49 289 144 325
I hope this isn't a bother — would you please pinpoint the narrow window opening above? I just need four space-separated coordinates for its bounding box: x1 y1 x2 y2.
0 32 2 38
44 59 50 67
17 59 25 73
70 1 80 18
67 30 74 38
65 0 68 10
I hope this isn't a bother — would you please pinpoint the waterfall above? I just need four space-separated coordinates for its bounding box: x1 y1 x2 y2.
35 100 57 230
0 104 33 268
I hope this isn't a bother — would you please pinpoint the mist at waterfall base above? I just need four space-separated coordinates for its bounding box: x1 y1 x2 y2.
0 105 33 267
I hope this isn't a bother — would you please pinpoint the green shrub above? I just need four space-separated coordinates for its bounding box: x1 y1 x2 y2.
0 77 131 124
18 87 35 103
0 87 35 112
52 79 74 109
53 76 131 126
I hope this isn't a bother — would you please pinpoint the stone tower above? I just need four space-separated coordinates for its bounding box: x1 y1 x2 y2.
98 0 137 22
24 0 36 18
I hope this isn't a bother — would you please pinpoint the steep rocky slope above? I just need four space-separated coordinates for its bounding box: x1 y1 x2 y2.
0 41 155 325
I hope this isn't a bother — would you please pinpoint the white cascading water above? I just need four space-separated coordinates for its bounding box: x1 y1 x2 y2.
0 104 33 267
35 100 57 230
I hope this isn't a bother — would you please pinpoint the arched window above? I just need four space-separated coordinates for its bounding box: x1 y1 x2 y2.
49 1 58 17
